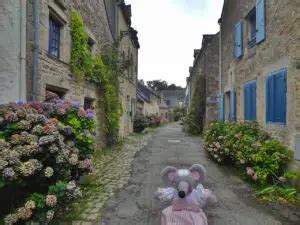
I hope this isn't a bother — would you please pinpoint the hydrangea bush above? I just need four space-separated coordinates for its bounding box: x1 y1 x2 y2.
0 91 95 224
204 121 299 203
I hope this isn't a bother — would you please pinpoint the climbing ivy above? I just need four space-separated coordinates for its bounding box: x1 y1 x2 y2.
70 10 93 80
184 75 206 135
70 10 131 144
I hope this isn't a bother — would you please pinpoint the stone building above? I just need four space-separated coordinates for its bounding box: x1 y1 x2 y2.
24 0 115 147
136 81 161 117
186 33 220 129
0 0 27 104
0 0 139 144
218 0 300 164
117 1 140 138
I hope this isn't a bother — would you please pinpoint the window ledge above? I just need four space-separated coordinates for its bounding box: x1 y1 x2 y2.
266 122 287 126
46 53 69 66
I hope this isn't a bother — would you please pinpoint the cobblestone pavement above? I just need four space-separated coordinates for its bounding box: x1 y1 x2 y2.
100 123 300 225
58 133 151 225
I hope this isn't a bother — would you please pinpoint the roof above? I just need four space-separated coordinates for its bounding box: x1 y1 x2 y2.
137 81 160 103
160 90 186 101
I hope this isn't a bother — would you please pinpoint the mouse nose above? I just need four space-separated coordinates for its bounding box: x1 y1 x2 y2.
178 191 186 198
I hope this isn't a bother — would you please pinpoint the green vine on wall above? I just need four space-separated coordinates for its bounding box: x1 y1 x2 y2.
70 10 93 80
184 75 206 135
70 10 131 144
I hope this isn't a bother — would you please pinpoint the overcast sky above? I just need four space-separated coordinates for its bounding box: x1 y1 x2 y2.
125 0 224 87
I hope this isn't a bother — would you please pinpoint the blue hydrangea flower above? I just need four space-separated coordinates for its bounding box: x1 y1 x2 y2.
17 100 25 106
56 99 64 105
72 101 80 110
86 113 95 120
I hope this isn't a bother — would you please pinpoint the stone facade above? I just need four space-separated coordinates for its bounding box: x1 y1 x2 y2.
25 0 115 147
0 0 27 104
219 0 300 165
187 33 220 129
136 81 160 116
117 2 139 138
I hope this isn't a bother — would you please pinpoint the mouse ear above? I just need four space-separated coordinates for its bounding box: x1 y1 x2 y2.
161 166 177 184
189 164 206 184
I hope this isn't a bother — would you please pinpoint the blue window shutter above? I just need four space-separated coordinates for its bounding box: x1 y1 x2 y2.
274 70 287 123
244 84 250 120
256 0 266 43
251 81 257 120
235 21 243 58
219 94 225 121
244 81 256 120
230 88 236 121
266 75 274 122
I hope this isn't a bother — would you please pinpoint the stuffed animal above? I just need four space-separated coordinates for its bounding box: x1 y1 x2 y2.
155 164 216 225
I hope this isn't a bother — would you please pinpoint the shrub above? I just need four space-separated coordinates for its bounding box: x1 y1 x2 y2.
133 113 147 133
204 121 299 203
146 114 161 127
173 106 185 122
0 95 95 224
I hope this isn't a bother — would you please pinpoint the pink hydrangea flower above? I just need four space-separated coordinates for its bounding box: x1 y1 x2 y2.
240 159 245 164
246 167 255 176
46 195 57 207
252 173 258 181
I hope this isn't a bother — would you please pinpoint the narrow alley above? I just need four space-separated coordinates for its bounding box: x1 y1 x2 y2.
100 123 300 225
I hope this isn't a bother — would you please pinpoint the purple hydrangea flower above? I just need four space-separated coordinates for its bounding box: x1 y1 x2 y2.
17 100 25 106
72 101 80 110
86 113 95 120
56 99 64 105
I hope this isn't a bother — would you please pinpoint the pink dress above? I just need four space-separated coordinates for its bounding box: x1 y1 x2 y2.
160 189 215 225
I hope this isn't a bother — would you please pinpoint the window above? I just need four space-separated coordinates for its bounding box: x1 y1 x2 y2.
48 18 61 58
88 38 95 54
248 9 256 48
266 69 287 124
234 21 243 58
244 81 256 120
84 98 94 110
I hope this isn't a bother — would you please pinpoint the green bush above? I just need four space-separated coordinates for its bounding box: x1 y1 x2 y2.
146 114 161 127
133 113 148 133
173 106 185 122
204 121 299 204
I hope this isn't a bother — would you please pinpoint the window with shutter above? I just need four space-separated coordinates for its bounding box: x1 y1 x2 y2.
244 81 256 120
256 0 266 43
235 21 243 58
266 69 287 124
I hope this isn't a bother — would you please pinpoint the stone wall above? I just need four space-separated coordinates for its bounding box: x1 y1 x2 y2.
0 0 26 104
220 0 300 162
203 33 219 129
26 0 114 147
118 3 138 138
188 33 219 129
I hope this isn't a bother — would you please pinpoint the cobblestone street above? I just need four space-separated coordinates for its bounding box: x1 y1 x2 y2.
99 123 300 225
57 134 151 224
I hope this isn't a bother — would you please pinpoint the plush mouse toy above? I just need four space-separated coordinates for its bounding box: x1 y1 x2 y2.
155 164 216 225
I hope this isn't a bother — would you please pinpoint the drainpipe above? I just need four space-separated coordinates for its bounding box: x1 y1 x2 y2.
115 0 122 39
20 0 26 101
218 20 222 96
32 0 40 101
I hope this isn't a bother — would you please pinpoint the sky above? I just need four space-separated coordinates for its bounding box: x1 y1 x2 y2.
125 0 224 88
